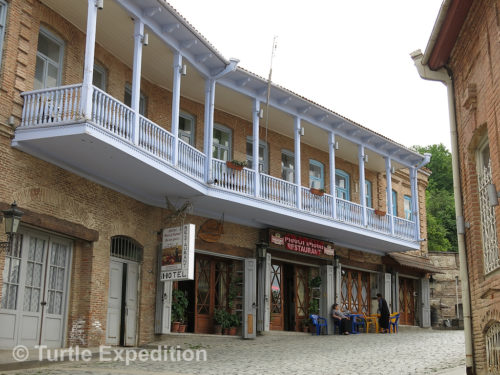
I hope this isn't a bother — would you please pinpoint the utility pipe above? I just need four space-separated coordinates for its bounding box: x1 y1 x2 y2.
411 49 474 374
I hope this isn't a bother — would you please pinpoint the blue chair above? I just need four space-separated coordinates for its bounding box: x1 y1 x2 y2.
352 315 366 333
310 314 328 335
389 313 400 333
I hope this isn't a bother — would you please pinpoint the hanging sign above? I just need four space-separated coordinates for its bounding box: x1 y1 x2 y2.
160 224 195 281
269 229 334 257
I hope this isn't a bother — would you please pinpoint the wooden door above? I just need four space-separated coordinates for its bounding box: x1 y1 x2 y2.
294 266 308 331
270 262 284 330
399 278 416 325
341 269 371 314
194 256 230 333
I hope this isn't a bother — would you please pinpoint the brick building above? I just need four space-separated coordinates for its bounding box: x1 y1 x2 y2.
413 0 500 373
0 0 433 349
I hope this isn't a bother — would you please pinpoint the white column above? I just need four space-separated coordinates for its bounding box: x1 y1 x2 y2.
171 52 182 165
410 167 421 240
252 99 260 197
358 145 367 226
81 0 98 119
131 19 144 145
203 79 213 182
385 157 394 235
328 132 337 219
294 117 302 210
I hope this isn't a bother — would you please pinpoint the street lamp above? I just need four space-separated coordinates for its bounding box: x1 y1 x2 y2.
333 254 340 268
1 202 24 253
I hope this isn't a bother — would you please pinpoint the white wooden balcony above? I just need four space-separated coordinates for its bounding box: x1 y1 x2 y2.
13 84 420 253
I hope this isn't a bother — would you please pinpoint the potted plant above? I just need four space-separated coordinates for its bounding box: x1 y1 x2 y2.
310 187 325 196
309 276 322 288
214 308 225 335
229 313 239 335
226 159 247 171
172 289 188 333
374 209 386 216
221 310 232 335
302 319 310 333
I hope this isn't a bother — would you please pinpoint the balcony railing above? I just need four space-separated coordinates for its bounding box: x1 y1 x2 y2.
18 85 418 243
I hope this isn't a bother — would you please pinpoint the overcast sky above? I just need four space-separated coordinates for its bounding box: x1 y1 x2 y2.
168 0 450 150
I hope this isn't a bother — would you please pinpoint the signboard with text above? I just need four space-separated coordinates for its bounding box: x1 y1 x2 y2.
269 229 334 257
160 224 195 281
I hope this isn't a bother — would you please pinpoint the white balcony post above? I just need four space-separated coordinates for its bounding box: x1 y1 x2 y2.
131 19 144 145
204 79 215 182
358 145 367 226
252 99 260 197
385 157 394 235
410 167 421 240
81 0 98 119
328 132 337 219
294 116 302 210
171 52 182 165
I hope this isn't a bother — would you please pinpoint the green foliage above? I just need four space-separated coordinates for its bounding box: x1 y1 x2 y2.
229 313 240 327
309 276 322 288
413 143 456 252
172 289 189 323
214 308 226 325
309 298 319 315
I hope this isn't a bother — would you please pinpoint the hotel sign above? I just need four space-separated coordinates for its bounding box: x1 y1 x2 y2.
269 229 334 257
160 224 195 281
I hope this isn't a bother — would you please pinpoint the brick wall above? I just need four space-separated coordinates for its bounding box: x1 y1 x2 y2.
448 0 500 372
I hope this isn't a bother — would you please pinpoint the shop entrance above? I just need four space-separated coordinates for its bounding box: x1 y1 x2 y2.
269 261 314 331
341 269 371 314
399 277 416 325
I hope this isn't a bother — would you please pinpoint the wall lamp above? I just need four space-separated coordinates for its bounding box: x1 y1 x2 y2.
333 254 340 268
299 127 305 136
363 154 368 163
142 33 149 46
335 141 339 150
95 0 104 9
180 64 187 76
487 183 500 207
258 108 264 119
0 202 24 253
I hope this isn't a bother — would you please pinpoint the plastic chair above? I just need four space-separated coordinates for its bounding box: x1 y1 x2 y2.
364 314 379 333
310 314 328 335
389 312 400 333
352 315 366 333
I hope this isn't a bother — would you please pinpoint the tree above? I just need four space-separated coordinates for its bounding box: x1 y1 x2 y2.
413 143 457 252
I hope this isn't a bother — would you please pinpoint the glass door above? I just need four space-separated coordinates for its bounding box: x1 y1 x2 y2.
270 262 283 330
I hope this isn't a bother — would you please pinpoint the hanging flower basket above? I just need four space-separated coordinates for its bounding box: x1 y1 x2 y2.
374 209 386 217
310 188 325 196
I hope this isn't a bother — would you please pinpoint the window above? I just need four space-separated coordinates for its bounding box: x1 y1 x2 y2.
0 1 7 71
281 150 295 183
309 160 324 189
34 28 64 90
213 124 231 161
477 139 500 274
392 190 398 217
124 84 147 116
93 63 107 91
179 112 195 146
365 181 372 208
404 195 412 220
246 137 268 173
335 169 350 200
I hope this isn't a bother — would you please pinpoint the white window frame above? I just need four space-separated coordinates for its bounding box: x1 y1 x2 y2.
0 1 7 72
213 123 232 161
309 159 324 190
365 180 372 208
178 111 196 146
246 137 268 174
476 138 500 274
404 195 412 220
35 27 65 89
93 62 107 91
281 149 295 182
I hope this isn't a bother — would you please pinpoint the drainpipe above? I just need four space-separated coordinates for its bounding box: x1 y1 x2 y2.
414 153 432 241
411 49 474 374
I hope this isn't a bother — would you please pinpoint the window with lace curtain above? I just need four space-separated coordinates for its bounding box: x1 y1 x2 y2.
477 139 500 274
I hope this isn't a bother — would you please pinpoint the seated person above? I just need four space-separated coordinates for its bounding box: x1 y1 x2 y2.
332 303 353 335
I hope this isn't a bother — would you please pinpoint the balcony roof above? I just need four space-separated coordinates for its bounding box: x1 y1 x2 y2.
40 0 427 171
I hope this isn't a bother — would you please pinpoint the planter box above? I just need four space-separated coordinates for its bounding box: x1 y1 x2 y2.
374 210 386 216
310 188 324 196
226 161 244 171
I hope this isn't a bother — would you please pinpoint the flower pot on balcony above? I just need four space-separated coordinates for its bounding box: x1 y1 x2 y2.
226 161 244 171
310 188 324 196
374 210 386 216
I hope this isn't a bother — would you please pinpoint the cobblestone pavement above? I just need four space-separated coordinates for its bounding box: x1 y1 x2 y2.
0 329 465 375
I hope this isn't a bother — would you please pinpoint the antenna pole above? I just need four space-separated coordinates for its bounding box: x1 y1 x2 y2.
265 36 278 144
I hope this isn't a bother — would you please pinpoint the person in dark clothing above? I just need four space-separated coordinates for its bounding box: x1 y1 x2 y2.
331 303 352 335
377 293 390 333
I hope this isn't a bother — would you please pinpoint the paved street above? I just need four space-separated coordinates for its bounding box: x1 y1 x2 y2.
0 329 465 375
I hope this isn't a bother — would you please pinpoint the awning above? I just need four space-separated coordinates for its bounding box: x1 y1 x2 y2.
387 253 444 274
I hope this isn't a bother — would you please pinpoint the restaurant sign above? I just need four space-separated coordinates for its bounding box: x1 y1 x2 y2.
269 230 334 256
160 224 195 281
